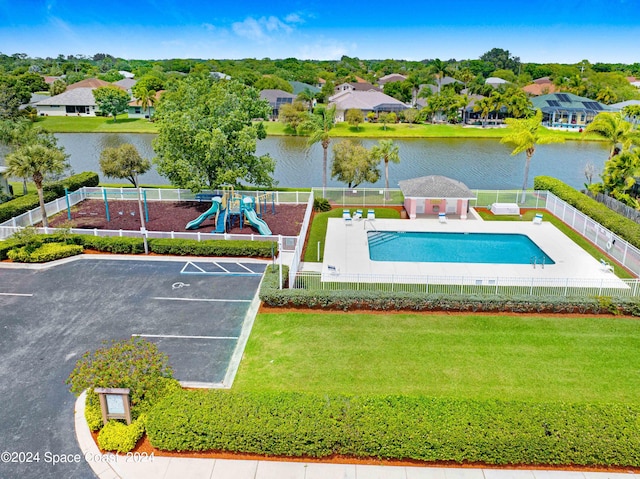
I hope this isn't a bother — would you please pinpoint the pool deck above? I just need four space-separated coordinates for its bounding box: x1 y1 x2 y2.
322 216 622 286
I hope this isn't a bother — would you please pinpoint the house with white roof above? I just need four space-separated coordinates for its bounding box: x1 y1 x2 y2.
328 90 408 122
485 77 509 88
35 78 128 117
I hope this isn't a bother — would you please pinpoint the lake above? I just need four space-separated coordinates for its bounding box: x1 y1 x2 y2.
6 133 610 190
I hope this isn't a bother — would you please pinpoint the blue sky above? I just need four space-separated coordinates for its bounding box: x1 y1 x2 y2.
0 0 638 63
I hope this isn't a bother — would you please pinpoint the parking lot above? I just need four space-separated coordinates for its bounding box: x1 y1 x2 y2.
0 257 266 478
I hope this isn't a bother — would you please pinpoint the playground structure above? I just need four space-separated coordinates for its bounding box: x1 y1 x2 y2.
185 187 275 235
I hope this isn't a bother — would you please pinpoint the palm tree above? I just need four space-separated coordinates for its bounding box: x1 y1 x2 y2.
370 139 400 199
137 88 157 121
296 88 315 112
583 112 640 160
473 97 493 128
298 105 336 192
430 59 448 93
500 109 564 202
5 144 68 227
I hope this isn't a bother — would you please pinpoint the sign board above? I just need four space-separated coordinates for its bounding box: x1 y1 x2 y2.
94 387 131 425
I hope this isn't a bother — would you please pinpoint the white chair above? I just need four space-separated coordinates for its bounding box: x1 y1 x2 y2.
342 209 353 226
327 265 340 275
438 212 447 224
533 213 543 225
600 259 614 273
367 209 375 220
353 209 363 220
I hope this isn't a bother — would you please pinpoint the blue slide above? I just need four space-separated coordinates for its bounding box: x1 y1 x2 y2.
244 208 272 235
214 207 228 233
185 200 219 230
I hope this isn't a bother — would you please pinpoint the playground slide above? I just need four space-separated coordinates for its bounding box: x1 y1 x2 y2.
185 201 219 230
214 207 228 233
244 208 272 235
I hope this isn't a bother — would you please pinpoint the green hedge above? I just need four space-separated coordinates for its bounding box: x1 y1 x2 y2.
0 171 99 223
85 392 104 431
7 242 83 262
146 389 640 467
148 238 277 258
259 266 640 315
97 416 146 453
534 176 640 250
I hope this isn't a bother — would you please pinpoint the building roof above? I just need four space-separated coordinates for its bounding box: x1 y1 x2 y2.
35 88 96 106
289 81 320 95
259 89 296 106
398 175 475 199
329 90 408 112
211 71 231 80
609 99 640 111
119 71 135 79
522 82 558 96
419 76 461 94
66 78 118 90
113 78 137 89
485 77 508 86
335 82 381 93
531 92 613 114
378 73 407 85
532 76 553 84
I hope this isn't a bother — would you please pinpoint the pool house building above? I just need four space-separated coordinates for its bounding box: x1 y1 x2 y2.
398 175 475 220
531 93 612 128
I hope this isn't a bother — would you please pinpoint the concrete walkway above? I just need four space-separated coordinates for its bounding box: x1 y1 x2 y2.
75 394 637 479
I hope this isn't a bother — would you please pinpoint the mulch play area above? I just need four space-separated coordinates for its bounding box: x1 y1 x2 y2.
48 200 307 237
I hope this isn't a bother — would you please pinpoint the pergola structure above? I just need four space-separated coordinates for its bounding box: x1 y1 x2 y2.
398 175 476 220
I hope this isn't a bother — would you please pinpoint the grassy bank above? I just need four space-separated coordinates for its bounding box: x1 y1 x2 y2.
37 116 600 141
233 311 640 403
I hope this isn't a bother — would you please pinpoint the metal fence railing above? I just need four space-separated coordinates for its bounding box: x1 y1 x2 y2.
293 271 640 298
314 188 403 206
288 191 315 287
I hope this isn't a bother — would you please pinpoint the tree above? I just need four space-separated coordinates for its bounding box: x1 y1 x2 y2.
254 75 293 93
0 84 21 119
429 59 449 93
383 80 412 103
136 88 157 121
278 101 307 133
345 109 364 130
331 140 379 188
402 108 419 126
370 139 400 198
583 112 640 160
154 77 275 191
5 143 68 227
601 150 640 202
92 86 130 122
500 109 564 202
298 104 336 191
49 79 66 96
501 87 532 118
296 88 315 112
473 97 493 128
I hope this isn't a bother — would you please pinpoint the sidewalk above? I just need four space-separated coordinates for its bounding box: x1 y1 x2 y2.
75 394 637 479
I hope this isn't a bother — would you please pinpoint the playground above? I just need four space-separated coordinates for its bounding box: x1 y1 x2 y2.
47 198 307 236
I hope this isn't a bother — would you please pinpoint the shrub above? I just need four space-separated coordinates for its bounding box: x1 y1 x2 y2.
534 176 640 250
0 171 99 223
85 391 104 431
148 238 277 258
66 338 174 420
146 389 640 467
76 235 145 254
313 197 331 212
7 242 83 263
97 416 146 453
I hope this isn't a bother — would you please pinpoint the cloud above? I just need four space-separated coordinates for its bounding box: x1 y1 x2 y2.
298 40 354 60
231 14 299 42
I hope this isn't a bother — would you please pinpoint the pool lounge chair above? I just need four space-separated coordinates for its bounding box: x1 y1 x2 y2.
343 209 353 226
327 264 340 275
367 209 375 220
600 258 614 272
353 209 363 220
438 212 447 224
533 213 543 225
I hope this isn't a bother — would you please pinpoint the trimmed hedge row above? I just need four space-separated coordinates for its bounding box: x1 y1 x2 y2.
259 266 640 315
534 176 640 250
0 171 99 223
148 238 277 257
146 389 640 467
7 242 83 262
97 416 146 453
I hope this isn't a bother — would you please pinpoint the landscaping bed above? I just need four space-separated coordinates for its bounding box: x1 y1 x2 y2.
47 199 307 236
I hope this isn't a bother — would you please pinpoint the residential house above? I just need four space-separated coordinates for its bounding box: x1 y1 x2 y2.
530 92 612 128
328 90 407 122
35 78 127 116
128 90 164 119
627 77 640 88
419 76 462 95
522 77 558 96
211 72 231 80
260 89 297 120
485 77 509 88
378 73 407 86
289 81 320 96
113 78 137 95
119 71 135 79
334 82 381 95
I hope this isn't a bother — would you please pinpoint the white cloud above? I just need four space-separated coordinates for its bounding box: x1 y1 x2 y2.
231 14 300 42
298 40 354 60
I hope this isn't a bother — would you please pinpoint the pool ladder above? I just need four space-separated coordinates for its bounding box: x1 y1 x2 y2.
368 231 396 247
530 256 546 269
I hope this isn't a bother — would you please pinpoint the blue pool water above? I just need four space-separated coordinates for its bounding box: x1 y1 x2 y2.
368 231 555 264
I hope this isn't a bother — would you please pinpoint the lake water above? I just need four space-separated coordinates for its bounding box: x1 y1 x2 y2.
5 133 610 190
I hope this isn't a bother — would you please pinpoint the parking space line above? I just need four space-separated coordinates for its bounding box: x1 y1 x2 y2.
132 334 238 340
153 297 252 303
0 292 33 297
237 263 259 274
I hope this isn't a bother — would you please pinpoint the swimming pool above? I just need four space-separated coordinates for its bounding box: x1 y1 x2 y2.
368 231 555 265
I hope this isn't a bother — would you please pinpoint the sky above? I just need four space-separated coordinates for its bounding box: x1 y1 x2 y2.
0 0 639 64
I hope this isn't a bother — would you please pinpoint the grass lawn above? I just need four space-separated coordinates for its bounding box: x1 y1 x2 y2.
303 207 401 262
234 312 640 403
36 115 158 133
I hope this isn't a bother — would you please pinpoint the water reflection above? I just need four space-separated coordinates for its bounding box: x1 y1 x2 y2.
2 133 608 190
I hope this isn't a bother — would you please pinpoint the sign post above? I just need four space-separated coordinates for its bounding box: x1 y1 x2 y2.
94 387 131 425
